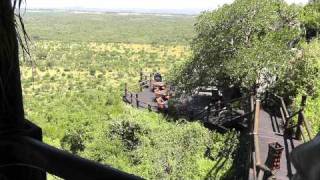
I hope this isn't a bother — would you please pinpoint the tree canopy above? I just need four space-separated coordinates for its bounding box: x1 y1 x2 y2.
170 0 320 99
300 0 320 40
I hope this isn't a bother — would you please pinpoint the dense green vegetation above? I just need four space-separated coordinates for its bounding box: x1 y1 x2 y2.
170 0 320 135
22 11 238 179
171 0 319 99
300 1 320 39
296 1 320 135
24 11 195 44
21 0 320 178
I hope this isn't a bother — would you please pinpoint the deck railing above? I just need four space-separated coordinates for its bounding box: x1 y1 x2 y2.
123 71 174 112
1 137 142 180
250 92 314 179
267 93 313 142
123 91 158 111
251 97 273 179
0 121 142 180
192 95 253 121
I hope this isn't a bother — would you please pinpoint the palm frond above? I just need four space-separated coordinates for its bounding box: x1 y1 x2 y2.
14 0 31 59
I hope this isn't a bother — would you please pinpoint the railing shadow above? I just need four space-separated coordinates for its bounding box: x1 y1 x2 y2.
204 132 238 180
283 134 295 179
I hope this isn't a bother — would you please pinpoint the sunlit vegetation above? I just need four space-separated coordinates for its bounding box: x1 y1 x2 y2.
21 12 238 179
24 11 195 44
295 39 320 134
21 0 320 178
170 0 320 136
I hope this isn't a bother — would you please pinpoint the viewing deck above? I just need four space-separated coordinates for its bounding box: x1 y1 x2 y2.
249 94 312 180
123 86 159 111
250 109 303 180
123 73 313 180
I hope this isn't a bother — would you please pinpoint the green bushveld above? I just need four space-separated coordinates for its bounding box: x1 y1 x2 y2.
296 1 320 135
170 0 320 136
24 11 195 44
170 0 319 99
295 40 320 135
22 12 238 179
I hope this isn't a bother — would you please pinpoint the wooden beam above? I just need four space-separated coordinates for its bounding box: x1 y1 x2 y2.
301 112 313 141
254 99 261 165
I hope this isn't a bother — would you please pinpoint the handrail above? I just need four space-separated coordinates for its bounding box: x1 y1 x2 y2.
192 95 252 120
250 93 314 179
253 99 261 165
267 93 312 142
267 93 290 122
123 92 158 112
138 101 158 109
300 112 313 140
251 98 273 179
250 95 257 180
123 75 175 112
0 136 142 180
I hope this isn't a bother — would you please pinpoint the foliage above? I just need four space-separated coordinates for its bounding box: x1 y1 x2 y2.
295 39 320 135
22 12 237 179
300 1 320 40
24 75 238 179
170 0 319 100
24 11 195 44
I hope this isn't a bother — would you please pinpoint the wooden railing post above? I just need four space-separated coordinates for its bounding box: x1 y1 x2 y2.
250 95 257 180
207 105 211 122
124 83 128 97
301 112 312 140
254 99 261 165
296 96 308 140
139 69 143 82
136 94 139 107
295 96 306 139
250 95 255 131
149 73 152 88
265 91 269 108
301 96 307 107
281 98 291 129
296 112 304 140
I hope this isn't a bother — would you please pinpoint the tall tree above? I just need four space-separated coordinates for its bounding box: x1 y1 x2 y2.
171 0 319 99
301 0 320 40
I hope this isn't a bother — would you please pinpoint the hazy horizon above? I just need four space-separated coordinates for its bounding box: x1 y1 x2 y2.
25 0 308 14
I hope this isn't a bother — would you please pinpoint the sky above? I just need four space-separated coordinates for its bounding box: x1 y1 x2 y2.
25 0 309 11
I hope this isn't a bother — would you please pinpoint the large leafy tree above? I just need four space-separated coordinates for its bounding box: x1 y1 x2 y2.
171 0 319 99
300 0 320 40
